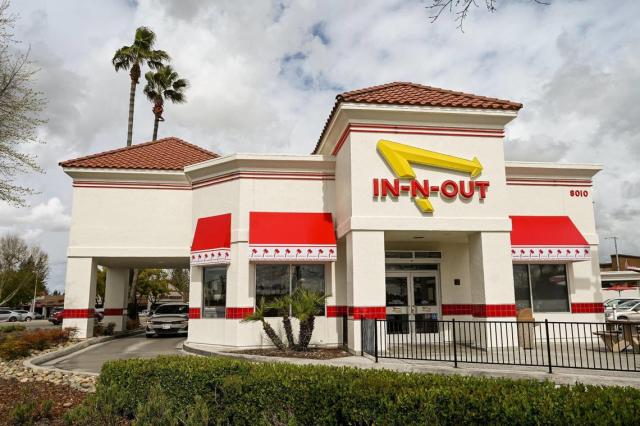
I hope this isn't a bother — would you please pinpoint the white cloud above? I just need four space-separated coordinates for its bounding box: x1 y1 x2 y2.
1 0 639 291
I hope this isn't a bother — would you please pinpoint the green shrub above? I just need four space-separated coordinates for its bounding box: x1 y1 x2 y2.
9 399 53 426
0 328 72 360
0 324 26 334
80 355 640 425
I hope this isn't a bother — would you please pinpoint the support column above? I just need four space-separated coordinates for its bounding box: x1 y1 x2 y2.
103 267 128 331
468 231 516 348
346 230 386 352
188 265 203 319
62 257 97 339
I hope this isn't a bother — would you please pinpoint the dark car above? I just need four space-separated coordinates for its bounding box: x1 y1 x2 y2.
145 303 188 338
48 309 103 325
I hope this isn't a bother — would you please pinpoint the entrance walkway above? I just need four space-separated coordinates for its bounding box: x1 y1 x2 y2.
42 334 186 374
183 342 640 389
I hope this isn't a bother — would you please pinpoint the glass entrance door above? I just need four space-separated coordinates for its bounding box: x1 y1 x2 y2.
385 272 439 334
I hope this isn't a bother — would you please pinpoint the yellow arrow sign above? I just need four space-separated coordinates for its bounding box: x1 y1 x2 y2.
377 140 483 179
376 139 484 213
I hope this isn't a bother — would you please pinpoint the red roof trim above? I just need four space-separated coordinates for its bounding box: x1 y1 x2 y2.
510 216 589 246
60 137 218 171
313 82 523 154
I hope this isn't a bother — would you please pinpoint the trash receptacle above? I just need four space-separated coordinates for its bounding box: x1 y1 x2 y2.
516 308 537 349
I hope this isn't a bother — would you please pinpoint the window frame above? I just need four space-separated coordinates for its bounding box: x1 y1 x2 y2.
254 263 327 317
202 265 229 319
512 263 572 313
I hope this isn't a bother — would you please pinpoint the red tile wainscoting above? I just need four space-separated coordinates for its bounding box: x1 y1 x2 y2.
62 309 95 319
226 307 254 319
188 308 201 319
471 304 517 318
571 303 604 314
441 304 474 316
103 308 126 316
348 306 387 320
326 305 348 317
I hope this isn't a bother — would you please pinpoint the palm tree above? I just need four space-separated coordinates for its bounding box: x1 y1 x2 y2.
267 295 295 349
143 65 188 141
291 289 329 350
112 27 169 146
242 298 286 350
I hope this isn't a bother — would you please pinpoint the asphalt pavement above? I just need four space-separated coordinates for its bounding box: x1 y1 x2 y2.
41 333 186 374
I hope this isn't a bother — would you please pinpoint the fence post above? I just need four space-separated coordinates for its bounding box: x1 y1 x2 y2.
544 319 553 374
360 316 364 357
374 319 379 363
452 318 458 368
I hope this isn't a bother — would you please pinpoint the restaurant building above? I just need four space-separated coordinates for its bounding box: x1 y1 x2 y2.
59 82 604 350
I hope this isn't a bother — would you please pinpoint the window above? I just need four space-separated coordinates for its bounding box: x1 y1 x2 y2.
512 264 570 313
256 264 326 317
203 266 227 318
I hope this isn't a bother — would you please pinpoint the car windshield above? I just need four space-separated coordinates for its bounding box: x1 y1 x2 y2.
154 305 188 315
617 300 640 310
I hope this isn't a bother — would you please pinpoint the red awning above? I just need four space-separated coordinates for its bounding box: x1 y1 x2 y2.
510 216 590 262
191 213 231 265
249 212 337 261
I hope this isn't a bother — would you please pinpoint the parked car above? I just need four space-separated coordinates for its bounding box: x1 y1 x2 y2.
48 309 103 325
0 308 22 322
604 298 640 311
605 300 640 321
145 303 189 338
13 310 35 322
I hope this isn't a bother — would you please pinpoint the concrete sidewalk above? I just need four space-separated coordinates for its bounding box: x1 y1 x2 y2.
183 342 640 389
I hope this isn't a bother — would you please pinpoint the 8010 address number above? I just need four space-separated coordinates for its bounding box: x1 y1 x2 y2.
570 189 589 197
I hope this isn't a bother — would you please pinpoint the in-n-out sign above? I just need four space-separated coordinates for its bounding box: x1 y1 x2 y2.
373 140 490 213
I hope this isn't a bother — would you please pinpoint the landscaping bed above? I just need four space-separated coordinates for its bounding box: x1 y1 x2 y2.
66 355 640 425
230 347 350 359
0 377 87 426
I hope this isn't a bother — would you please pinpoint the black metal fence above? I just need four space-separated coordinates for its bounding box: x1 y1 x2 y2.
361 318 640 373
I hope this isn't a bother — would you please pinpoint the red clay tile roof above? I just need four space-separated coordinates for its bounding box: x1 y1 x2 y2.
314 82 523 153
59 137 218 171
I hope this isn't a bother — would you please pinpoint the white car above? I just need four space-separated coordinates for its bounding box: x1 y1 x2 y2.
604 298 640 311
13 310 35 322
605 300 640 321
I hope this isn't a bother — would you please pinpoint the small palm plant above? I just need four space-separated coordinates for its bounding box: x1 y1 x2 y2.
267 295 295 349
143 65 188 141
112 27 169 146
291 289 329 351
241 298 285 350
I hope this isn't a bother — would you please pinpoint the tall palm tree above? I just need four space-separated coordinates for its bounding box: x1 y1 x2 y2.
143 65 188 141
112 27 169 146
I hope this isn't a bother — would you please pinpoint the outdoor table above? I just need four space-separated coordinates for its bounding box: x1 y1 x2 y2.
596 320 640 353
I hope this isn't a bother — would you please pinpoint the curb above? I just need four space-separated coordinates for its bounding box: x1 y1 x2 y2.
181 342 640 389
24 329 145 376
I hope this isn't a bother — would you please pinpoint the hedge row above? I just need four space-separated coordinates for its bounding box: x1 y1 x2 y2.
72 355 640 425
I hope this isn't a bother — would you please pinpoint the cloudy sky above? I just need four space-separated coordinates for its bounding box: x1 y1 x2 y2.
2 0 639 292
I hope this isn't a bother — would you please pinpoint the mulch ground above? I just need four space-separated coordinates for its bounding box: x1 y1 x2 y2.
0 377 87 426
231 347 351 360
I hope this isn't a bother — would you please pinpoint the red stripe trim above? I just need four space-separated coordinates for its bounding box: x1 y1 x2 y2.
326 305 348 317
331 123 504 155
507 183 592 188
348 306 386 320
507 178 593 184
571 303 604 314
188 308 201 319
226 307 254 319
103 308 125 316
441 304 517 317
62 309 95 319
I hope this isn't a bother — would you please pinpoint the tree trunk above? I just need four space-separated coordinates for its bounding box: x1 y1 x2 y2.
152 116 159 141
282 315 295 348
127 269 139 320
126 75 137 147
262 320 286 350
298 316 315 350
